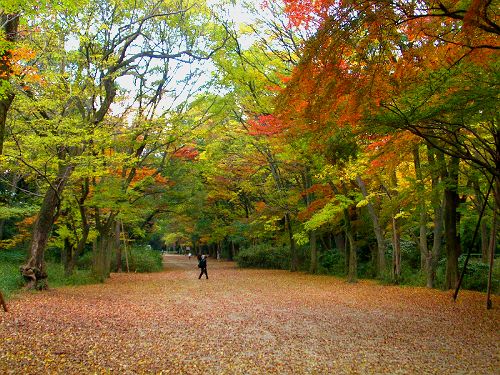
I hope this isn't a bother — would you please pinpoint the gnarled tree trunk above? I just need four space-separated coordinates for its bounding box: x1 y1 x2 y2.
20 164 74 289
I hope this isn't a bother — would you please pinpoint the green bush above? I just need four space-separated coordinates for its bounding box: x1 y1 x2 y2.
46 263 99 287
436 255 499 292
77 245 163 273
76 251 93 270
124 245 163 273
235 244 290 269
318 250 346 276
0 249 25 298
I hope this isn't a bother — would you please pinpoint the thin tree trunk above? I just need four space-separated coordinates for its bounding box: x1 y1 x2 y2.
356 175 386 277
443 156 461 290
286 213 298 272
230 241 236 260
62 237 72 276
115 220 122 272
344 207 357 283
473 180 490 262
486 179 498 309
413 146 428 271
309 230 318 274
392 216 401 283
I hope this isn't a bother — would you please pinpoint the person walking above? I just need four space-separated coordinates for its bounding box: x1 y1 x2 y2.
198 254 208 279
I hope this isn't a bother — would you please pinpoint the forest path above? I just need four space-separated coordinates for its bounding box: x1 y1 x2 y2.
0 254 498 374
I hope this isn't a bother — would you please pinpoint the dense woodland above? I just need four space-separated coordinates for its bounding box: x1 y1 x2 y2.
0 0 498 298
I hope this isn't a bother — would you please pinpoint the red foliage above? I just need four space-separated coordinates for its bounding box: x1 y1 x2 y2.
172 146 199 160
247 114 284 136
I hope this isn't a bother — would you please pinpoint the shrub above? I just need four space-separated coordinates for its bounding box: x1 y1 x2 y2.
0 249 25 298
76 251 93 270
318 250 346 276
124 245 163 273
47 263 99 287
436 255 499 292
235 244 290 269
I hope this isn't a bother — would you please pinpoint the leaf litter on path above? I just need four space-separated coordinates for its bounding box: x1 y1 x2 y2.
0 254 498 374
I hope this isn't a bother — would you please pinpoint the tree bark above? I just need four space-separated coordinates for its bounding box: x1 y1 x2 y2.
309 230 318 274
344 207 357 283
486 178 498 309
115 220 122 272
286 213 298 272
443 156 461 289
425 146 444 288
20 164 74 289
472 179 490 263
0 290 7 312
392 216 401 283
413 146 428 271
356 175 386 277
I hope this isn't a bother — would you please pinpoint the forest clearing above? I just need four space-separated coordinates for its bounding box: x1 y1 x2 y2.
1 255 498 374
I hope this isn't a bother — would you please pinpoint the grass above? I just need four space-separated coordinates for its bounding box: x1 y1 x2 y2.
0 249 99 300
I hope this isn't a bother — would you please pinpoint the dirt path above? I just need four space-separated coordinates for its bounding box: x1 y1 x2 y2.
0 255 499 374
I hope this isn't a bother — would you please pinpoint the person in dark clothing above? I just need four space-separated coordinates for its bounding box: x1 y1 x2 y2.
198 254 208 279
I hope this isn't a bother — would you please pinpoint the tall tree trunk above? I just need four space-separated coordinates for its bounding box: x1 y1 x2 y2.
443 156 461 289
385 171 402 283
309 230 318 274
230 241 236 260
65 188 90 276
62 237 72 275
413 146 428 271
115 220 122 272
392 216 401 283
473 180 490 263
286 213 298 271
425 146 444 288
486 178 498 309
92 208 116 281
356 175 386 277
344 207 357 283
0 13 19 155
20 164 74 289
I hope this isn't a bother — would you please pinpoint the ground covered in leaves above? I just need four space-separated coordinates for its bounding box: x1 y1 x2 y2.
1 255 499 374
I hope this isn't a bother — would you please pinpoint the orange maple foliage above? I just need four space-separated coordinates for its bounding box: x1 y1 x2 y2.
172 145 199 160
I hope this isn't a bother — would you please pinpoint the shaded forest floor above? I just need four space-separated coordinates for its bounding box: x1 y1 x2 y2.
0 255 499 374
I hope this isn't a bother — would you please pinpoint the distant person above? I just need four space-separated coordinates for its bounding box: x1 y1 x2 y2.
188 252 192 260
198 254 208 279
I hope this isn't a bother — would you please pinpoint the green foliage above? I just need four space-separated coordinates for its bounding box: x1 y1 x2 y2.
235 244 290 270
122 245 163 273
46 263 99 287
436 256 499 293
318 250 346 276
0 249 25 298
